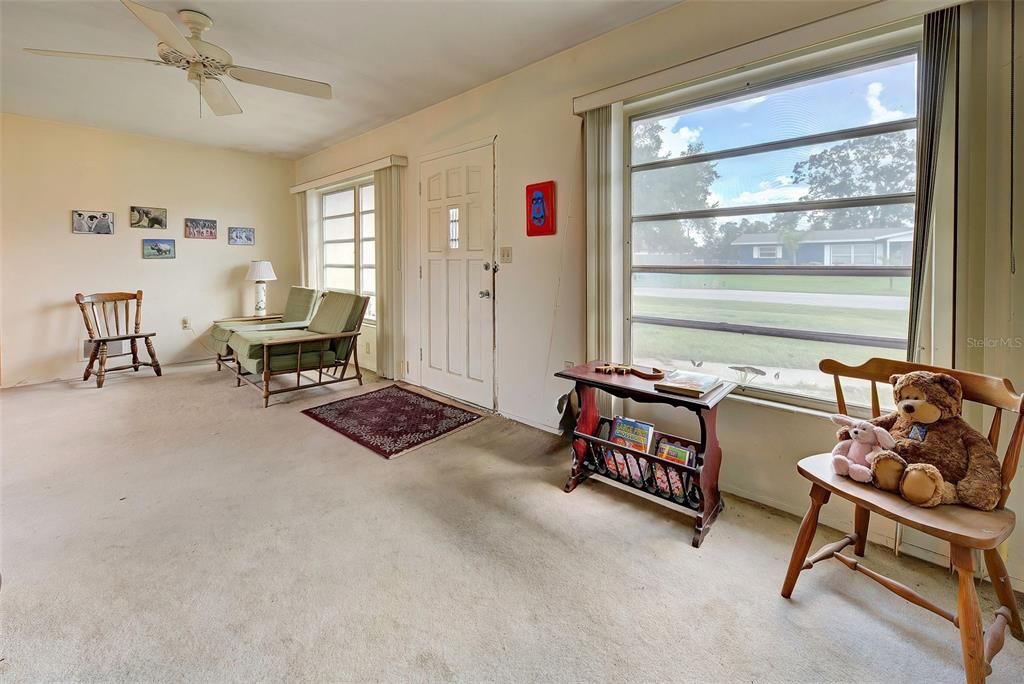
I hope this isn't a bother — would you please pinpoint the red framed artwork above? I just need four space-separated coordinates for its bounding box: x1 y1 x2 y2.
526 180 556 236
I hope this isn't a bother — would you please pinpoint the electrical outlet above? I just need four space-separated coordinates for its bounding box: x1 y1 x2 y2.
499 246 513 263
181 315 191 330
564 361 575 369
364 341 370 353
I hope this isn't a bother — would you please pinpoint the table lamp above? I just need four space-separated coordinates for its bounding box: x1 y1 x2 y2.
246 260 277 316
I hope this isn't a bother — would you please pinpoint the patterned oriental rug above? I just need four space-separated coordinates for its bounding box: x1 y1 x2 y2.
302 385 483 459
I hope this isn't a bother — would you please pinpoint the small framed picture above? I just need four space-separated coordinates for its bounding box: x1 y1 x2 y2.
72 210 114 234
130 206 167 229
142 238 175 259
525 181 556 236
228 227 255 246
184 217 217 239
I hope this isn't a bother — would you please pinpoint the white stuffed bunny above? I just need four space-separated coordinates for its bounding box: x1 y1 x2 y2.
829 414 896 483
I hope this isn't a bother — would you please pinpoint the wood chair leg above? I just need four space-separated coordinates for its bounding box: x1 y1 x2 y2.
952 545 988 684
95 342 109 388
983 548 1024 640
262 368 271 408
216 353 223 371
781 483 830 598
145 337 162 376
352 345 363 386
854 506 870 557
82 343 99 381
130 338 140 371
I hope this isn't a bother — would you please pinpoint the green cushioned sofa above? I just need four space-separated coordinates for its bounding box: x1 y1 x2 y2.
210 286 320 370
226 290 369 407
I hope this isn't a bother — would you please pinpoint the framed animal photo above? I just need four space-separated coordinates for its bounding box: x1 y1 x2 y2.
525 180 555 236
130 206 167 229
228 226 255 246
71 210 114 234
184 217 217 239
142 238 175 259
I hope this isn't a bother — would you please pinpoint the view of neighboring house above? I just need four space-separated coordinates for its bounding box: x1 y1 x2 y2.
730 228 914 266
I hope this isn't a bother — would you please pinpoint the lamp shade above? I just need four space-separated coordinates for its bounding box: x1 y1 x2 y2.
246 260 277 281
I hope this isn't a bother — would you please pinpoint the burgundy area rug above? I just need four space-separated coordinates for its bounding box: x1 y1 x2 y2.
302 385 483 459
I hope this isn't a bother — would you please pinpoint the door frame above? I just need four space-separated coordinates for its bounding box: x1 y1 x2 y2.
415 136 498 410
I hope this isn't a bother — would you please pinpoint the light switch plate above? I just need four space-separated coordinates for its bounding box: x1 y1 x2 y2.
499 246 513 263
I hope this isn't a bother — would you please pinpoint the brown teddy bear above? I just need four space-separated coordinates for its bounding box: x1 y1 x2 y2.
837 371 1002 510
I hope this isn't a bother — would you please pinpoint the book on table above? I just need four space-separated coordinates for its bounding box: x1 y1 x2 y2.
607 416 654 484
654 370 722 398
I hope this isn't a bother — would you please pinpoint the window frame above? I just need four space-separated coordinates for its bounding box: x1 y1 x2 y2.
319 177 376 322
753 245 782 260
622 43 920 407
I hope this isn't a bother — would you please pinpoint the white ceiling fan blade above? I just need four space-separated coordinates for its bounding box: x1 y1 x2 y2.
193 76 242 116
120 0 198 58
227 65 332 99
24 48 170 66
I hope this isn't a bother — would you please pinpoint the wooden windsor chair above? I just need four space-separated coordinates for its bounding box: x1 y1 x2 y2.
75 290 161 388
780 358 1023 683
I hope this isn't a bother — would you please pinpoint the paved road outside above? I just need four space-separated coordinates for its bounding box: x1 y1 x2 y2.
634 287 908 311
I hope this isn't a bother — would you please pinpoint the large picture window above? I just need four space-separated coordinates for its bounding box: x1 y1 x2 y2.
322 181 376 321
628 51 918 403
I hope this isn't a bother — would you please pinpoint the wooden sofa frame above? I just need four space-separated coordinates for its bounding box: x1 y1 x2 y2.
231 297 368 408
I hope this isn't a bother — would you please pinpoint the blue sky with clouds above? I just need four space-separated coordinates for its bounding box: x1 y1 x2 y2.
634 55 918 210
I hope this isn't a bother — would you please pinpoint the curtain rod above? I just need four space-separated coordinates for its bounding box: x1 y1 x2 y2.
290 155 408 194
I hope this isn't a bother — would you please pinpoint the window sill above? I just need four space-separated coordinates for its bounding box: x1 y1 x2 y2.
725 385 874 420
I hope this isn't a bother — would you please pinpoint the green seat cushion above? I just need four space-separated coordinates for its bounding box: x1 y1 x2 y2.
238 349 337 375
228 328 329 361
282 286 319 323
309 291 367 335
211 320 310 355
308 291 368 356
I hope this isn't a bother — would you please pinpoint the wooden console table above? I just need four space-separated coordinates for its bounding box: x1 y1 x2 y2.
555 361 736 547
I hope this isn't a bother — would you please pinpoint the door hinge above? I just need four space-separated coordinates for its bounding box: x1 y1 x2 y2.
419 348 423 361
418 182 422 196
419 265 422 278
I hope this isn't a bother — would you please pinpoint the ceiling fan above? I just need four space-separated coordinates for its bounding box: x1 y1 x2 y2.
24 0 332 116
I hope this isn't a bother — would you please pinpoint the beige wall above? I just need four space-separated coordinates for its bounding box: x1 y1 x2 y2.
294 0 1024 580
295 0 873 430
0 114 297 386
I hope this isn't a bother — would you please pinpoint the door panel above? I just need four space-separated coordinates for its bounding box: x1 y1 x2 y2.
419 145 494 408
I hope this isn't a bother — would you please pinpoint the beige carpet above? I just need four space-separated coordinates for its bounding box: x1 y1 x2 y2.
2 363 1022 682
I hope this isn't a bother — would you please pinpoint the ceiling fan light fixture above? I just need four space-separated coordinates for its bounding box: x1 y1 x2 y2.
24 0 333 118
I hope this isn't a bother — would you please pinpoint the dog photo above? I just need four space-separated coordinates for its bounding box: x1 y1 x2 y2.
71 210 114 234
184 217 217 239
228 227 255 245
130 206 167 229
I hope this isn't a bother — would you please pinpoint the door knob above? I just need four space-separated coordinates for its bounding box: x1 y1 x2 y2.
478 289 491 299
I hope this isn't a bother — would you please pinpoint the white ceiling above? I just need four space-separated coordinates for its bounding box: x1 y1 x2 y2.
1 0 676 158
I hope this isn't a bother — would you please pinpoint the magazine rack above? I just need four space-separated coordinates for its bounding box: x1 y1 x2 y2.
555 361 736 547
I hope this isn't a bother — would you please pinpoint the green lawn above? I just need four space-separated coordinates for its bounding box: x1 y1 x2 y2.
633 323 902 369
633 296 908 338
634 273 910 296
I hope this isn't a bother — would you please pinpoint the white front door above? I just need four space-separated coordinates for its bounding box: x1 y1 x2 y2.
418 145 495 409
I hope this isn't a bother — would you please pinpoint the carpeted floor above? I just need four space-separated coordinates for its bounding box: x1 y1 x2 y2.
2 363 1022 682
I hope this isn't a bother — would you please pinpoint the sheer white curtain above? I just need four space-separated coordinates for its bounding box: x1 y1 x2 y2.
584 105 623 364
294 192 310 287
374 165 404 379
